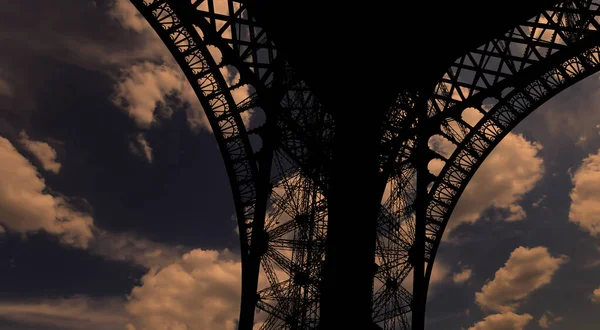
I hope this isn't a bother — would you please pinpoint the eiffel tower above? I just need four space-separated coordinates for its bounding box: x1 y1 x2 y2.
128 1 600 329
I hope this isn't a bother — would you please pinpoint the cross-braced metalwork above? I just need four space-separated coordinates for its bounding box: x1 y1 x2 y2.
129 0 600 329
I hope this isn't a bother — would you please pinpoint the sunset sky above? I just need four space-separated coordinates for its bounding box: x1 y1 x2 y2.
1 1 600 329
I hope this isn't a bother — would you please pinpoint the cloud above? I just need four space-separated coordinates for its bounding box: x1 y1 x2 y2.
2 0 217 159
108 1 252 135
448 133 544 232
0 167 238 330
569 149 600 237
541 74 600 144
575 135 587 147
0 78 12 97
2 0 251 162
111 62 207 131
106 0 181 62
591 287 600 303
53 197 96 249
402 261 451 298
0 134 194 269
475 246 567 313
0 132 194 270
0 296 129 330
128 133 153 163
0 1 166 72
125 248 242 330
453 268 472 285
538 313 550 328
18 131 62 174
108 0 252 133
538 311 563 329
89 229 189 270
467 312 533 330
0 247 245 330
109 0 153 34
0 136 93 248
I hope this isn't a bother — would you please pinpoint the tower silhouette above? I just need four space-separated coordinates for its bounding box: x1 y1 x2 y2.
128 1 599 329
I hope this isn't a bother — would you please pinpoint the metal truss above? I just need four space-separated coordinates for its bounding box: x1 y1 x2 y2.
421 0 600 286
130 0 600 329
129 1 334 329
377 1 600 327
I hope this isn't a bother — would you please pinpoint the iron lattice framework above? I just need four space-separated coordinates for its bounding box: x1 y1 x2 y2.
129 0 600 329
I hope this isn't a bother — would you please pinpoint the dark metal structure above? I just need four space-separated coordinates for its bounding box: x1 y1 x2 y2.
129 0 600 329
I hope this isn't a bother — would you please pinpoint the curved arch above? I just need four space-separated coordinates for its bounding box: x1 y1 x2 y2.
379 2 600 327
128 1 600 330
129 1 334 329
425 46 600 286
423 0 600 289
426 0 600 119
130 0 258 257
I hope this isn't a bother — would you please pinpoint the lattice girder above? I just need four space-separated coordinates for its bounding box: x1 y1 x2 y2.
130 2 340 330
130 1 600 330
428 0 600 119
254 160 327 330
187 0 278 84
131 0 260 251
172 0 334 190
369 2 600 328
420 0 600 285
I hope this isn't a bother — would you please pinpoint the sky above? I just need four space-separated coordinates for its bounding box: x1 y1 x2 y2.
1 1 600 330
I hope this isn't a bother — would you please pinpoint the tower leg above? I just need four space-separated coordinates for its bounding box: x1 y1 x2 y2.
239 261 260 329
238 126 276 330
320 113 386 329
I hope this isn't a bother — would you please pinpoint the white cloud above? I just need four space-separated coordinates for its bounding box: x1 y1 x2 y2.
1 134 196 269
4 0 251 154
538 311 563 329
53 197 95 248
18 130 62 174
0 246 244 330
467 312 533 330
0 296 129 330
448 133 544 232
125 248 242 330
453 268 472 284
475 246 567 313
128 133 153 163
89 229 189 269
569 149 600 237
591 287 600 303
109 0 151 34
0 136 93 248
112 62 207 131
108 1 253 135
0 134 194 269
429 134 456 159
